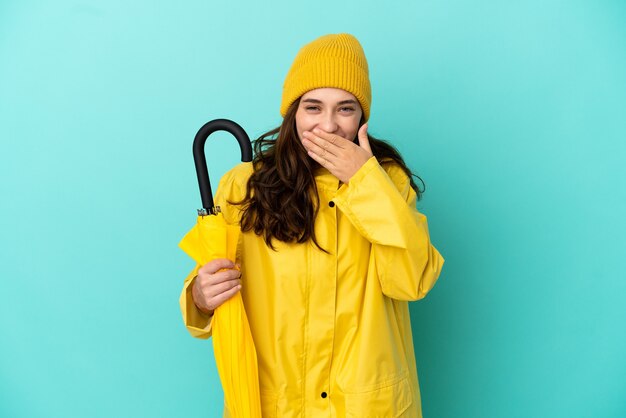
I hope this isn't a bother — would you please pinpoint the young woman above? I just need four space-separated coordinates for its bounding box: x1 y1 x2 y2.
181 33 445 417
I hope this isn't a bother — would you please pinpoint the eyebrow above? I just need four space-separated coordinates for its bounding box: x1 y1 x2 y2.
302 98 359 105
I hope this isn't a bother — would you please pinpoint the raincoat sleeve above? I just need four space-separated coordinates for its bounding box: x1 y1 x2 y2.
180 264 214 339
333 156 445 301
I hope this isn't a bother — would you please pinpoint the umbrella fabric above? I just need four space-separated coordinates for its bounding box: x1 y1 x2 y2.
179 213 262 418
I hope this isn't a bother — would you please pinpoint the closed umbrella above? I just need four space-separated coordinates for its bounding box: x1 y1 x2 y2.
179 119 261 417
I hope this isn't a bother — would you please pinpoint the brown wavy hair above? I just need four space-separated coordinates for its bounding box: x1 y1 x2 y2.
232 97 424 250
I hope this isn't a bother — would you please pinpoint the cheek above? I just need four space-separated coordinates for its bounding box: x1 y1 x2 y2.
295 115 314 140
295 122 305 141
344 119 361 139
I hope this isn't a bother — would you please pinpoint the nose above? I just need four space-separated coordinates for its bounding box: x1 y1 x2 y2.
317 111 338 133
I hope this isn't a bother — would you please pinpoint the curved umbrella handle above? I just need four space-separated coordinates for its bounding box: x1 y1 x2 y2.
193 119 253 215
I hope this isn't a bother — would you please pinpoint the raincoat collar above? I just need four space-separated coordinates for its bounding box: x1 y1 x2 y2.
314 167 341 191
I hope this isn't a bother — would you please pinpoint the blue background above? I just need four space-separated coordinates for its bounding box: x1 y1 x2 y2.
1 1 625 417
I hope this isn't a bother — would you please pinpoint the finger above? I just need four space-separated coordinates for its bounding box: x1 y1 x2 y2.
202 268 241 286
357 123 372 154
312 128 349 148
302 131 341 156
306 146 334 169
206 277 242 299
209 282 242 310
199 258 235 275
302 137 338 164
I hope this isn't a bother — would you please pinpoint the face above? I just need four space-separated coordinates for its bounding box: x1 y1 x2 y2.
295 88 363 144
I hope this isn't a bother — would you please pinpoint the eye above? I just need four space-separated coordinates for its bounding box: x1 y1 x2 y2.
339 106 356 113
305 106 321 111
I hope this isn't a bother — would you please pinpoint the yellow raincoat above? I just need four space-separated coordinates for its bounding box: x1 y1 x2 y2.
180 156 444 417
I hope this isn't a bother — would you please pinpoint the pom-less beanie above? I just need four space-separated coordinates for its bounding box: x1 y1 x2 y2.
280 33 371 121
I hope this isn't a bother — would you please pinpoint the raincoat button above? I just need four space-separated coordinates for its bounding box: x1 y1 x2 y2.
321 391 327 398
328 201 335 207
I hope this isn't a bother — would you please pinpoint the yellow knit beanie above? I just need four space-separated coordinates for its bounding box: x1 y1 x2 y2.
280 33 371 121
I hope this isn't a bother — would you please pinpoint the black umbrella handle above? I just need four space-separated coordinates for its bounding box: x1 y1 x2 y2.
192 119 253 215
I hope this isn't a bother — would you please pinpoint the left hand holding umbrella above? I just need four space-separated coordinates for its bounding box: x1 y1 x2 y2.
192 258 242 316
